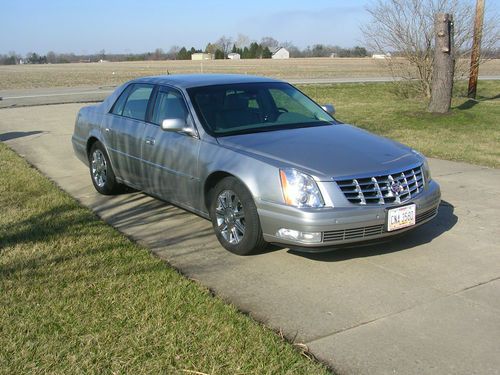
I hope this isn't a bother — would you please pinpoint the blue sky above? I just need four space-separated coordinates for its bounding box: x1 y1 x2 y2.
1 0 498 55
0 0 371 55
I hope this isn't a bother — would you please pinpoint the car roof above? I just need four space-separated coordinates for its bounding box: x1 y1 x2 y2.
131 74 284 89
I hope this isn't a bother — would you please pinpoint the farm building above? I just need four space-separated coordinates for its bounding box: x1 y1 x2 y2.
272 47 289 59
227 53 240 60
191 53 214 61
372 53 391 59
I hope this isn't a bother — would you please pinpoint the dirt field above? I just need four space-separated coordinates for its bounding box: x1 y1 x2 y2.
2 58 499 90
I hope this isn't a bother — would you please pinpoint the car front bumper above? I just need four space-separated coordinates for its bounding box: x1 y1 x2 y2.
257 180 441 252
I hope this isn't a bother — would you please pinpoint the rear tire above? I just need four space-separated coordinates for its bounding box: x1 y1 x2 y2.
209 177 267 255
88 141 121 195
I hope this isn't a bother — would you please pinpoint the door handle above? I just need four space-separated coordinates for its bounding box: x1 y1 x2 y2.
145 137 155 145
105 128 111 133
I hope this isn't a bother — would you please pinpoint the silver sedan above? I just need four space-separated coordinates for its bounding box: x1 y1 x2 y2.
72 74 441 255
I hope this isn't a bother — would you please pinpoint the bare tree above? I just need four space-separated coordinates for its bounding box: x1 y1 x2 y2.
46 51 57 64
215 36 233 58
153 48 164 60
166 45 180 59
362 0 499 98
260 36 280 50
281 41 302 57
235 33 250 49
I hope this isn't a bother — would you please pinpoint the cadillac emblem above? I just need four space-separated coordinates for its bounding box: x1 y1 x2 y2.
390 181 404 195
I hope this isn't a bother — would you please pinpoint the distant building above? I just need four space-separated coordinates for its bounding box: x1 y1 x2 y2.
272 47 289 59
191 53 214 61
330 53 337 58
372 53 392 59
227 53 240 60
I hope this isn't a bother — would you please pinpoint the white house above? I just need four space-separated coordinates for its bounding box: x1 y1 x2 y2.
372 53 392 59
227 53 240 60
272 47 289 59
191 53 214 61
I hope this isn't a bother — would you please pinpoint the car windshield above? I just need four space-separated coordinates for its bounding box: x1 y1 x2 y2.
187 82 335 136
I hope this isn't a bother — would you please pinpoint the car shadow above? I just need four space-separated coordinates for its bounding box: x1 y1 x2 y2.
287 200 457 262
0 131 44 141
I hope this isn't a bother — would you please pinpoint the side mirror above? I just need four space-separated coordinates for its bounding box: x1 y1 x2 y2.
161 118 196 136
321 104 335 115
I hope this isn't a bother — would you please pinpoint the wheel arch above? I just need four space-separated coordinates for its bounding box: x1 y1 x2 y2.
86 136 100 158
85 136 121 181
203 171 253 212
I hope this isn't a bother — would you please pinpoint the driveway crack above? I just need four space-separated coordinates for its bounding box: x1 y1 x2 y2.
455 275 500 294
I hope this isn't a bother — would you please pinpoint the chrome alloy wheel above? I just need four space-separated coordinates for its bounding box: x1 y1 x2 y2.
215 189 245 244
91 149 107 188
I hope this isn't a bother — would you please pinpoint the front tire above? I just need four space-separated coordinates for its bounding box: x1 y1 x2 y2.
209 177 267 255
89 141 121 195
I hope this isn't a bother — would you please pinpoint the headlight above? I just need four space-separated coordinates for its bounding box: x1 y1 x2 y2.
412 149 432 183
422 158 432 183
279 168 324 208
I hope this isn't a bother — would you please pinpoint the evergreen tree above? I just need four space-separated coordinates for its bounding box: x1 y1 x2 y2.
248 42 259 58
262 47 272 59
214 49 224 59
242 47 250 59
176 47 190 60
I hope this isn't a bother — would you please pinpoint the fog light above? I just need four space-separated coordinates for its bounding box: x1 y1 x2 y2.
276 228 322 244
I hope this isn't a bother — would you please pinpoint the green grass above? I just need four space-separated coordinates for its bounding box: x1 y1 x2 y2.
300 80 500 168
0 143 329 375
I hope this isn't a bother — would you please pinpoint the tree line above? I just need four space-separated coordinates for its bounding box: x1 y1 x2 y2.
0 35 375 65
2 31 498 65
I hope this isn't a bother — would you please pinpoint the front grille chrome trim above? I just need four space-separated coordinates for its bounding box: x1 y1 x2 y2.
336 165 424 205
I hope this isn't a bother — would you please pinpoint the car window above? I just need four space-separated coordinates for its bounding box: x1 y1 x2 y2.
151 88 188 125
269 89 310 117
188 82 334 136
119 84 154 121
111 85 133 116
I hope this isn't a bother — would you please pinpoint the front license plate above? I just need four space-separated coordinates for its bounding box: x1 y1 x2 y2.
387 204 416 232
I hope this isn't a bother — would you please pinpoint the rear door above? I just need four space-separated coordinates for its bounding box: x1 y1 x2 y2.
141 86 201 207
102 83 154 186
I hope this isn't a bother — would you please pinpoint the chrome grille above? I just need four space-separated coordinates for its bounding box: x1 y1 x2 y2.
336 166 424 205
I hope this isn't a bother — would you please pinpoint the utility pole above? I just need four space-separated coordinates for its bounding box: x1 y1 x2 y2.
428 13 454 113
467 0 485 99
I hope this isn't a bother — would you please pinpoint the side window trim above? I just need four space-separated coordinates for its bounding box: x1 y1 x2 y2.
145 84 160 124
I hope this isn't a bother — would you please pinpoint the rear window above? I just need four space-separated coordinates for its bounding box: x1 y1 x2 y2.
111 84 154 121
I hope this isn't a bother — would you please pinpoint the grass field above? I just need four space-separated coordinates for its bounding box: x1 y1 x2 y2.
1 57 500 90
0 143 329 374
300 80 500 168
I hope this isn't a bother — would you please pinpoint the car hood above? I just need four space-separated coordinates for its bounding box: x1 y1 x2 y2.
216 124 421 180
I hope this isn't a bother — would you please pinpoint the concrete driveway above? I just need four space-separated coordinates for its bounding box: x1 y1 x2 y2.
1 103 499 374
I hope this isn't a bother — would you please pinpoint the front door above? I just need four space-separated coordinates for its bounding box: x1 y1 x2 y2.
141 86 201 207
